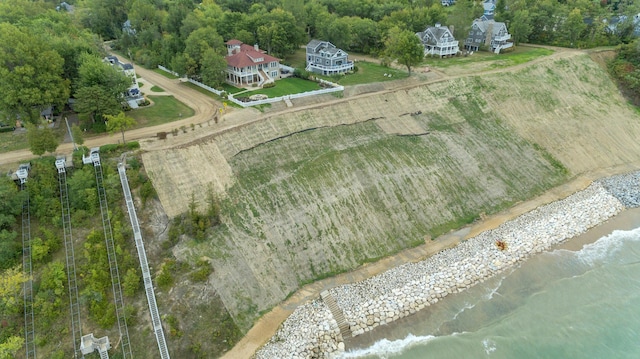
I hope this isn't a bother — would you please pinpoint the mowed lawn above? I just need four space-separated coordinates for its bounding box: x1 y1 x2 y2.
0 130 29 153
422 46 554 69
248 78 321 97
315 61 409 86
129 95 194 127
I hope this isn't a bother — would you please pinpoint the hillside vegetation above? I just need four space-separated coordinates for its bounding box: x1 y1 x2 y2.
142 53 640 338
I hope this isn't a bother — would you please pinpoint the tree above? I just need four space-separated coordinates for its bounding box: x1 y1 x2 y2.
510 10 533 45
77 53 130 99
182 26 225 79
317 15 352 50
0 23 70 123
0 266 27 315
563 8 587 47
254 8 306 57
0 336 24 358
26 123 59 156
71 124 85 146
447 0 484 40
201 49 227 87
383 27 424 74
105 112 136 144
74 85 121 124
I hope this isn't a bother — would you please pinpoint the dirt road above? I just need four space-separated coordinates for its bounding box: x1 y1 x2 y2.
0 55 222 166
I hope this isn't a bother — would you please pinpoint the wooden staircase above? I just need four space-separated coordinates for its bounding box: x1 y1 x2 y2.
320 291 351 339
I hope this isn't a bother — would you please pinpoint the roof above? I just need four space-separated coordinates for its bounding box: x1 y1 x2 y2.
306 39 345 56
122 63 134 70
472 18 507 36
226 39 243 45
419 24 453 42
226 49 279 68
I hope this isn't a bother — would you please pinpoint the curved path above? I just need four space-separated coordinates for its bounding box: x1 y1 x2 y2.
0 44 599 358
0 54 222 166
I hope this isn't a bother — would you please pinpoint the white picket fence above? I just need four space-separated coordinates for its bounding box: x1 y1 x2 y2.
157 65 180 78
186 79 225 96
156 65 343 108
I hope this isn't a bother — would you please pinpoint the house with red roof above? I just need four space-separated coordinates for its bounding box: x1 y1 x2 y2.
225 40 281 87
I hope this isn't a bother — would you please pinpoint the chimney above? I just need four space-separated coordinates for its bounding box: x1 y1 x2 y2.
449 25 454 35
254 44 259 51
435 23 441 28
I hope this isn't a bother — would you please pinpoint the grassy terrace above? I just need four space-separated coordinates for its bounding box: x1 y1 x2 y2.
129 95 194 127
423 46 554 73
325 61 409 86
180 82 243 108
244 78 321 97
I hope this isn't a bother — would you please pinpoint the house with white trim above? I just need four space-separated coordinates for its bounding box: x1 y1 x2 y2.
464 18 513 53
416 23 459 57
305 40 354 75
104 55 141 98
225 39 281 87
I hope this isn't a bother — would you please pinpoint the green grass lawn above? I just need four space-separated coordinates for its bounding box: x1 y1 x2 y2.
320 61 409 86
180 82 243 108
282 48 307 69
129 95 194 128
221 83 243 94
150 85 164 92
153 68 179 79
422 46 554 69
247 78 321 97
0 130 29 153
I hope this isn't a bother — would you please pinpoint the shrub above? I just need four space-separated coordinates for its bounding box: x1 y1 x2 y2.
128 156 141 170
262 82 276 88
293 68 311 80
189 259 213 282
140 180 157 204
156 268 173 289
100 144 120 154
157 131 167 140
126 141 140 150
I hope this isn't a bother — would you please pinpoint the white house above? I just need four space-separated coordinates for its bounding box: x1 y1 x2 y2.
104 56 141 99
305 40 354 75
224 39 280 87
416 23 460 57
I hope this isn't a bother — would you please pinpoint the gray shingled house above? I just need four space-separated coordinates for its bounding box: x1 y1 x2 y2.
416 23 460 57
464 18 513 53
305 40 354 75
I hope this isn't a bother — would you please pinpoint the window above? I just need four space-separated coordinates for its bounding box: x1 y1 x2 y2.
271 71 278 77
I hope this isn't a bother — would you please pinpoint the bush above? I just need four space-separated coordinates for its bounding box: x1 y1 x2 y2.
293 68 311 80
189 259 213 282
0 126 14 133
126 141 140 150
128 156 141 170
99 144 119 153
140 180 157 204
262 82 276 88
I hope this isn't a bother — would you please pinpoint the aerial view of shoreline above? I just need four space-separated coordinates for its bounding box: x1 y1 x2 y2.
255 171 640 358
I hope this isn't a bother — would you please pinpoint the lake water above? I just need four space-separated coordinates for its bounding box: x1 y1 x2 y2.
340 212 640 359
